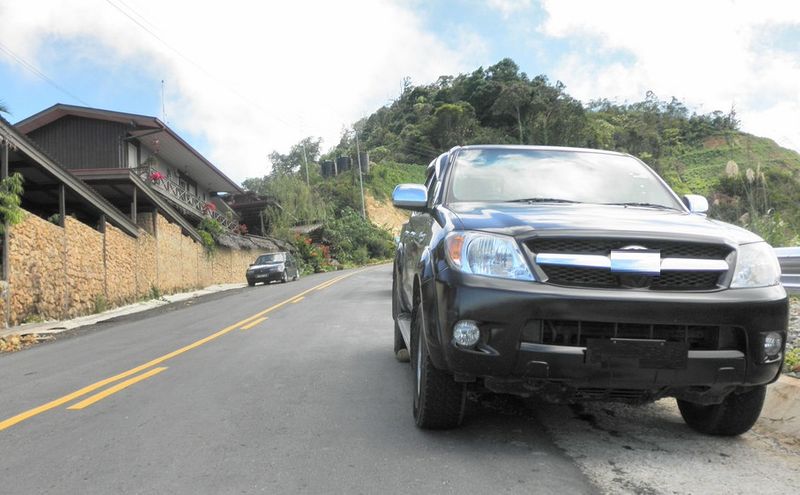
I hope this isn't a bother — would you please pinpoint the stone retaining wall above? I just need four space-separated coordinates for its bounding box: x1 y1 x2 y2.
5 210 262 325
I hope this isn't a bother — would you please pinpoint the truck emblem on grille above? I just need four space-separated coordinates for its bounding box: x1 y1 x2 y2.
610 245 661 277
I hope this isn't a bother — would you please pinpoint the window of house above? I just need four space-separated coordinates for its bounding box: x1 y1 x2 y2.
178 172 198 197
127 142 139 168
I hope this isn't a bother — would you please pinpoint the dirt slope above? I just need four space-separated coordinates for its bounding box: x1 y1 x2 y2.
365 193 409 236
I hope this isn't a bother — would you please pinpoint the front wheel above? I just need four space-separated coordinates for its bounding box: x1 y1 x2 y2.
411 304 465 429
281 270 288 283
677 385 766 436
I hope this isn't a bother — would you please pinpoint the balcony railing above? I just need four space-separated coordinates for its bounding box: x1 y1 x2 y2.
133 166 238 231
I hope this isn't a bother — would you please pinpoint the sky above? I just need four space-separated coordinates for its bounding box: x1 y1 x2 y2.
1 0 798 184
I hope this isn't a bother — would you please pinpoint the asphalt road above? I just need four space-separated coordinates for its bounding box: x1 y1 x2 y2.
1 265 798 494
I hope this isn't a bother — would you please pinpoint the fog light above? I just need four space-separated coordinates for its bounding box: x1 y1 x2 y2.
763 332 782 358
453 320 480 347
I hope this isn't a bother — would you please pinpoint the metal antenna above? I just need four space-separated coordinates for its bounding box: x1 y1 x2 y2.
161 79 167 123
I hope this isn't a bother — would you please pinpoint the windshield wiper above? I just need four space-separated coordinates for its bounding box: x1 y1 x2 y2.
603 202 679 210
506 197 581 204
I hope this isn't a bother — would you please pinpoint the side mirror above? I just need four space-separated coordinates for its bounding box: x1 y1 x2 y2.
392 184 428 211
682 194 708 214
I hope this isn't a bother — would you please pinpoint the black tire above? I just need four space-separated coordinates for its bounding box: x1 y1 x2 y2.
281 270 288 283
677 385 766 436
247 280 255 287
411 303 465 429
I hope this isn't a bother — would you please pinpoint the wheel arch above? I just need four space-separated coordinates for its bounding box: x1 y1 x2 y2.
413 260 448 370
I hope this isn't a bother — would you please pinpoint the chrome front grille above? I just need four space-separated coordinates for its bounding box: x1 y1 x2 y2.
527 238 733 290
528 239 732 259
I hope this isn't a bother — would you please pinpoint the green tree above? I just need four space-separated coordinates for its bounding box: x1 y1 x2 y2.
0 173 25 234
268 137 322 177
491 81 530 144
428 102 478 150
243 173 328 231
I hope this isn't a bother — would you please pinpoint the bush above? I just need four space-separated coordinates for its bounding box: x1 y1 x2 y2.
198 217 225 238
0 173 25 234
324 208 394 265
784 347 800 373
197 217 224 254
197 230 215 254
293 234 333 274
93 294 109 314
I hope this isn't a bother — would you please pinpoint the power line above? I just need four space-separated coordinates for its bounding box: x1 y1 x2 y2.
0 41 90 106
104 0 299 131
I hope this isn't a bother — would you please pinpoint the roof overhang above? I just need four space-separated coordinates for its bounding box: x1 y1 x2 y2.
69 168 204 243
0 116 140 238
16 104 243 194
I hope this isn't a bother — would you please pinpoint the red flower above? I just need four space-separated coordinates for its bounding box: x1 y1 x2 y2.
149 171 165 182
202 202 217 213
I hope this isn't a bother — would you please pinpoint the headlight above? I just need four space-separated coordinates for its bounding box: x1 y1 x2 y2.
730 242 781 288
445 232 535 281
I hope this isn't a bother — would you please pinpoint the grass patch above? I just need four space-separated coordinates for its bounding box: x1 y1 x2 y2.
785 347 800 373
0 334 40 353
365 161 427 201
93 294 109 314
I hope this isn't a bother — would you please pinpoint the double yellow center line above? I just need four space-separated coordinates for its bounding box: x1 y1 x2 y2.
0 268 366 431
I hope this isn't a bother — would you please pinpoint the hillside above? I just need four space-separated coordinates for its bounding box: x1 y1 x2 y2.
243 57 800 270
364 193 408 237
661 133 800 195
323 58 800 246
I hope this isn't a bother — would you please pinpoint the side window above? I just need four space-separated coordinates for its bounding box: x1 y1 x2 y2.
425 161 438 207
427 178 439 208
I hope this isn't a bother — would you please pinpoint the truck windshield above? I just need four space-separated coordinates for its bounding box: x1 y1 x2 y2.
447 148 683 209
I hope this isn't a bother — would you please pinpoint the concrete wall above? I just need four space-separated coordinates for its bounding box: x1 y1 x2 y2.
5 210 260 325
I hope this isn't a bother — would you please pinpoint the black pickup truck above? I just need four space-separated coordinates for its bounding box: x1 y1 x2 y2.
391 145 787 434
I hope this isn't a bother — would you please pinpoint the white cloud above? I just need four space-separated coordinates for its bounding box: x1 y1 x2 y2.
0 0 475 182
486 0 532 18
540 0 800 152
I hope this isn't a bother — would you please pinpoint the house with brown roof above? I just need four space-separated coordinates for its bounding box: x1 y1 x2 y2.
16 104 244 241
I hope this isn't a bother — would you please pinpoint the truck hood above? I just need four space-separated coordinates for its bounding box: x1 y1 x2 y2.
448 203 762 245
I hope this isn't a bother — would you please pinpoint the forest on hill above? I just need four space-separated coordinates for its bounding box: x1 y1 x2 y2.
244 58 800 270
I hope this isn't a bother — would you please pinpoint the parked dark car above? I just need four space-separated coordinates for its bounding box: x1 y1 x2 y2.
392 145 787 434
246 252 299 286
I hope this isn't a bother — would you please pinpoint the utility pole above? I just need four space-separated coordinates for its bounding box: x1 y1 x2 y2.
301 141 310 186
354 128 366 219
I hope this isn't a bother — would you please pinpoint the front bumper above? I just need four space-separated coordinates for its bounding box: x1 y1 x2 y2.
424 267 788 403
246 270 283 283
